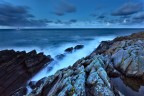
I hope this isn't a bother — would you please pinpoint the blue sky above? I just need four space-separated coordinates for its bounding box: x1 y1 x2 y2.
0 0 144 28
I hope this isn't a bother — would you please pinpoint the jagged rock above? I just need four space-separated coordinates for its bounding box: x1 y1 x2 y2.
27 55 116 96
6 32 144 96
0 50 53 96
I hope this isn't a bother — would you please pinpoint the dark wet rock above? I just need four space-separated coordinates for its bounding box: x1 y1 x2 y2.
74 45 84 50
55 54 65 60
10 87 28 96
91 41 113 55
29 81 37 89
111 76 144 96
64 47 73 53
36 77 48 88
64 45 84 53
47 66 53 72
0 50 53 96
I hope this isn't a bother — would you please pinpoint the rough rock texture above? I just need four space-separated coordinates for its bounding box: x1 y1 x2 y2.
4 32 144 96
92 32 144 78
0 50 53 96
27 55 116 96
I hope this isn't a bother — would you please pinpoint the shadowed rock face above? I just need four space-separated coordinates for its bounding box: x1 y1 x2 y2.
0 50 53 96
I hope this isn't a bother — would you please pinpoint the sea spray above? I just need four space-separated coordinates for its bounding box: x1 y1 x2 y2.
30 36 115 81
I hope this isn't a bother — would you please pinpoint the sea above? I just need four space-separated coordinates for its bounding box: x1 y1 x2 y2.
0 28 144 95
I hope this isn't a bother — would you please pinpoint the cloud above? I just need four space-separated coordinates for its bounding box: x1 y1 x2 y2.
97 15 105 19
52 11 64 16
53 1 76 16
54 19 77 25
133 12 144 19
112 2 143 16
0 2 49 27
69 19 77 23
55 19 63 24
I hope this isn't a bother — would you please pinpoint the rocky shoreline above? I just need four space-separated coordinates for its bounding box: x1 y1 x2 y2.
1 32 144 96
0 50 53 96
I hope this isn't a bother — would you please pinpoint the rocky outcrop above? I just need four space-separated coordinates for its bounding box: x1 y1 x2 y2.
25 32 144 96
27 55 117 96
0 50 53 96
3 32 144 96
93 32 144 78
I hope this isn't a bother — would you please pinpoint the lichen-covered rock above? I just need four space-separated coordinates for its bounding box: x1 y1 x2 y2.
26 55 116 96
93 32 144 78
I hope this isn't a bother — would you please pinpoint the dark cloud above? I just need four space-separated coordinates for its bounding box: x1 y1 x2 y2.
97 15 105 19
53 1 76 16
0 3 49 27
55 20 63 24
63 3 76 13
112 2 143 16
69 19 77 23
53 11 65 16
54 19 77 25
90 13 97 17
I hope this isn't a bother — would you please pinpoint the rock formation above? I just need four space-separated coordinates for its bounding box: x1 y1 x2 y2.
2 32 144 96
64 45 84 53
0 50 53 96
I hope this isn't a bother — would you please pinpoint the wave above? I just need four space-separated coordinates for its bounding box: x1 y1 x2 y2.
0 35 115 82
30 35 115 81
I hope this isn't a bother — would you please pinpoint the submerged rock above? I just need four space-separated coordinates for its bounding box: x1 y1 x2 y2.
74 45 84 50
64 45 84 53
65 47 73 53
55 54 65 60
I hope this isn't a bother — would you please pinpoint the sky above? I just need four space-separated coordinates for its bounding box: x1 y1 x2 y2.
0 0 144 28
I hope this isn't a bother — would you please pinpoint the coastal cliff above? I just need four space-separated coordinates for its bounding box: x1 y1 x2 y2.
1 32 144 96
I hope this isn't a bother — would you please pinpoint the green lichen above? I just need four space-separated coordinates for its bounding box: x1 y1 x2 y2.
68 86 75 96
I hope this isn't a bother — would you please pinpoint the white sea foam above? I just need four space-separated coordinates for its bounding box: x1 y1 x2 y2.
0 36 115 82
30 36 115 81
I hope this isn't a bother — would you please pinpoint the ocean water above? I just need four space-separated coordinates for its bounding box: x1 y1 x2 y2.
0 28 144 81
1 28 144 94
